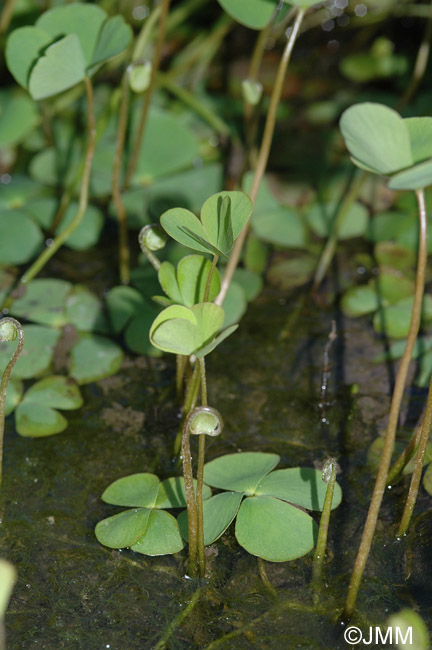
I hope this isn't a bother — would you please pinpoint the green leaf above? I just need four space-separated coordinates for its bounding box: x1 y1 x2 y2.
132 110 199 185
0 325 60 379
155 477 212 509
95 508 151 548
341 284 379 318
201 191 252 250
15 401 68 437
195 324 238 358
29 34 87 101
69 334 123 384
387 610 430 650
5 378 23 416
0 209 43 264
373 295 432 339
388 160 432 191
405 117 432 164
0 176 42 210
217 0 277 29
130 510 185 556
423 463 432 496
150 303 225 356
10 279 72 327
305 201 368 240
36 3 106 66
220 282 247 328
124 305 162 356
23 375 83 410
0 91 39 147
160 208 212 255
255 468 342 511
204 452 280 493
0 560 17 618
340 103 413 175
252 206 307 248
106 286 147 334
159 255 221 307
90 15 132 68
235 496 317 561
102 474 160 508
178 491 243 545
6 26 53 89
65 285 108 333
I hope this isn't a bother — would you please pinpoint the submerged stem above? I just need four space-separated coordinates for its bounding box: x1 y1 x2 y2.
112 71 132 285
124 0 172 188
312 459 337 591
215 8 306 307
0 318 24 491
398 371 432 535
344 188 428 618
19 78 96 286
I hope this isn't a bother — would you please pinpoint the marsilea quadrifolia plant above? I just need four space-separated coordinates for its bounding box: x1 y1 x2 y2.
340 102 432 617
96 191 343 577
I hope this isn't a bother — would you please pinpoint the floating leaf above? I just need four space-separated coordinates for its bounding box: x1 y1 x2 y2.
387 609 430 650
106 286 147 334
95 508 151 548
23 375 83 410
155 477 212 509
10 279 72 327
0 209 43 264
0 91 38 147
29 34 87 101
178 491 243 545
124 304 162 356
0 325 60 379
255 468 342 510
69 334 123 384
65 285 108 333
130 510 184 556
235 496 317 561
204 452 280 493
373 295 432 339
15 401 68 437
341 284 379 318
102 473 160 508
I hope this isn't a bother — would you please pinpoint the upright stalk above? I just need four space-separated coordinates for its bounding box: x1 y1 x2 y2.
344 188 428 618
124 0 172 188
398 370 432 535
215 8 306 306
112 71 132 284
312 458 337 590
196 357 207 576
0 0 16 34
0 318 24 491
19 78 96 286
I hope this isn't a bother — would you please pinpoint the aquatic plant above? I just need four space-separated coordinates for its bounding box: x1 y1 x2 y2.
340 102 432 616
0 317 23 490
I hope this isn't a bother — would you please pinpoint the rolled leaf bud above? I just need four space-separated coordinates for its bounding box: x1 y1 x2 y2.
0 319 18 342
188 406 223 437
129 61 152 93
139 224 168 252
322 457 338 483
241 79 263 106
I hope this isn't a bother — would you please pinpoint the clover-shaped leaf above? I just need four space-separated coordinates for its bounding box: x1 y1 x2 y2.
96 473 211 555
15 375 83 437
149 303 230 356
179 453 343 561
6 3 132 100
158 255 221 307
160 191 252 258
340 103 432 190
0 325 60 379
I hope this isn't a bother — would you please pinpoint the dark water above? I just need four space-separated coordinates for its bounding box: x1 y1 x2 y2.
1 287 431 649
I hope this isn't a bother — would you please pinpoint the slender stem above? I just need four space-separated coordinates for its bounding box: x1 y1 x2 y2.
157 73 230 136
0 318 24 491
176 354 188 403
312 171 367 292
0 0 17 34
387 423 422 485
112 71 131 284
203 255 219 302
215 8 306 307
398 371 432 535
344 188 428 619
312 459 337 590
19 78 96 286
174 358 201 456
196 357 207 577
257 558 278 602
132 5 162 62
181 364 200 577
152 586 204 650
124 0 172 188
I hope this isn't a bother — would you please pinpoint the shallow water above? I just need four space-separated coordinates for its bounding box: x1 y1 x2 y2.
1 287 431 649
